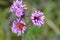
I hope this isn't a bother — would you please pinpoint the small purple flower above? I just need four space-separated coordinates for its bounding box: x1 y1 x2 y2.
31 11 45 27
12 19 27 36
10 0 27 17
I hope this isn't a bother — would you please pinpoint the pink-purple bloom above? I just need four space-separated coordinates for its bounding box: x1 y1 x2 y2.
10 0 27 17
31 11 45 27
12 19 27 36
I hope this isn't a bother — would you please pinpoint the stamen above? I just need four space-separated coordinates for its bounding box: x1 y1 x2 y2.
18 23 24 30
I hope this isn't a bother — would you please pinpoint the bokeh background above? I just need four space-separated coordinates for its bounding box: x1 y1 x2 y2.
0 0 60 40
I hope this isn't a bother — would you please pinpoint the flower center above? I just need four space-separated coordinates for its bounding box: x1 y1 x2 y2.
17 5 20 8
18 23 24 30
34 16 39 20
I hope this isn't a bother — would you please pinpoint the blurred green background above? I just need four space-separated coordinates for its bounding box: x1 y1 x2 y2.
0 0 60 40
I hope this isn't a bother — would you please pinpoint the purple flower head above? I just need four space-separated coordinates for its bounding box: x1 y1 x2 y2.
12 18 27 36
31 11 45 27
10 0 27 17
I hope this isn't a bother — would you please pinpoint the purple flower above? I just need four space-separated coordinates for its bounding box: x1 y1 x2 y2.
12 19 27 36
31 11 45 27
10 0 27 17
